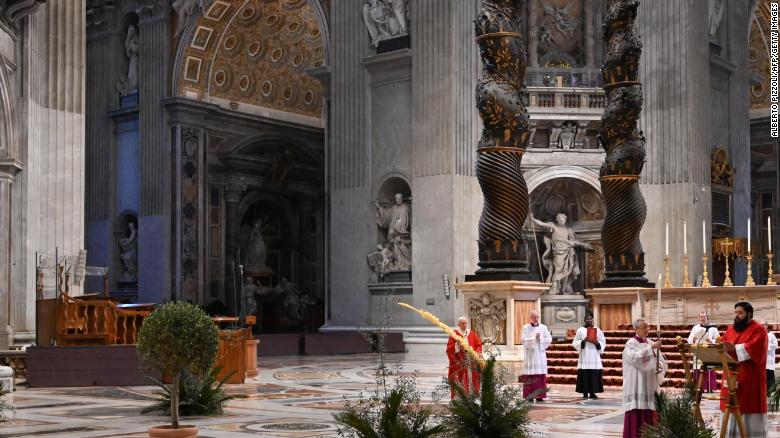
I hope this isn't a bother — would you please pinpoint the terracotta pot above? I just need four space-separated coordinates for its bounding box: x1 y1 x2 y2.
148 425 198 438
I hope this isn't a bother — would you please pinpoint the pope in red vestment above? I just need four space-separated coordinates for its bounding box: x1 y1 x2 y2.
447 317 483 399
720 302 768 437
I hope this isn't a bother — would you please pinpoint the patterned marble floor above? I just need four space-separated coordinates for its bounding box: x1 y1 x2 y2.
1 353 780 437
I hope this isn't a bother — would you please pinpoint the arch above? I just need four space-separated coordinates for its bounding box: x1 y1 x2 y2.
172 0 327 123
231 133 323 167
0 56 15 161
372 170 413 203
748 0 772 110
526 165 601 194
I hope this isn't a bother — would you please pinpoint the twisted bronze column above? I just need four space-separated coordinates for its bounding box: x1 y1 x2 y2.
471 0 534 280
596 0 652 287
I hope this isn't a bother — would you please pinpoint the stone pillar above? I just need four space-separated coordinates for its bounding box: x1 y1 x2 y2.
636 1 711 287
584 0 595 67
223 183 244 314
0 168 18 349
527 0 539 67
137 3 173 302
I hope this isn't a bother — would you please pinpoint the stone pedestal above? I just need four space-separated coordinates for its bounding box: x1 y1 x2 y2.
454 280 549 362
540 294 590 338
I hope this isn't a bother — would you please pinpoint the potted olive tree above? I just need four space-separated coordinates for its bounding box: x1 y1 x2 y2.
137 302 219 438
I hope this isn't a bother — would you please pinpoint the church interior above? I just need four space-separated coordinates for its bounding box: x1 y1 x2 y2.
0 0 778 436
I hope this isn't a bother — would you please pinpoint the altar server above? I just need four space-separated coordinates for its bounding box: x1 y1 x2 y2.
687 310 719 391
572 315 605 399
520 309 552 402
762 320 778 396
622 318 667 438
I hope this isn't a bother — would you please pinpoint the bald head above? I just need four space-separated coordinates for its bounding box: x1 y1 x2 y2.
529 310 540 325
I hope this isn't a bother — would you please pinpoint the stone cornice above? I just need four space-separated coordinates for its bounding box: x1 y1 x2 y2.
0 158 22 183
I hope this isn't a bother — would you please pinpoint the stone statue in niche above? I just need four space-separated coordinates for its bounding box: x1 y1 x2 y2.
541 1 578 39
468 293 506 352
708 0 724 43
243 277 260 316
172 0 209 37
558 121 577 149
373 193 411 270
533 213 593 295
243 219 272 273
118 222 138 282
362 0 408 48
117 25 139 96
367 243 395 282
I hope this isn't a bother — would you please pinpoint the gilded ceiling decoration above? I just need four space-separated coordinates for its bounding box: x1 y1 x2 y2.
749 0 771 110
177 0 325 120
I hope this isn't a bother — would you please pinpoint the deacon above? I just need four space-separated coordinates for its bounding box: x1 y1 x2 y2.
572 315 606 399
687 310 719 391
446 316 483 399
721 302 768 437
761 320 778 395
520 309 552 402
622 318 667 438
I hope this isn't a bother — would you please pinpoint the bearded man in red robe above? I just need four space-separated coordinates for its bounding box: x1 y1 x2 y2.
721 301 768 437
447 316 483 399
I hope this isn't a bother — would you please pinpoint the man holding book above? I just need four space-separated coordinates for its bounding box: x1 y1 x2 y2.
572 315 605 399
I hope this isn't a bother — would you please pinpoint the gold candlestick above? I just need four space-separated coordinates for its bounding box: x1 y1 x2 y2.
682 253 692 287
702 254 711 287
664 255 673 288
723 253 733 287
768 252 776 285
745 254 755 286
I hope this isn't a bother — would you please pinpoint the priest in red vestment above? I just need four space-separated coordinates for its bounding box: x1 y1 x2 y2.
447 316 483 399
720 301 768 437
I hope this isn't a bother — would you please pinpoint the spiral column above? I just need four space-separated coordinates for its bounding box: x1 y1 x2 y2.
472 0 533 279
597 0 652 287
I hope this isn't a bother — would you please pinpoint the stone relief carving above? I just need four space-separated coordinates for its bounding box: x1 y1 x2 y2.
275 278 314 322
533 213 593 295
172 0 209 37
554 306 576 322
118 222 138 282
468 293 507 350
362 0 409 48
117 25 139 96
373 193 411 271
708 0 724 42
243 219 272 273
558 121 577 149
539 0 578 49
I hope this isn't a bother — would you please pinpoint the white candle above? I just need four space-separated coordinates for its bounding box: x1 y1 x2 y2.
657 274 662 331
748 218 751 254
770 216 773 252
703 220 707 254
683 221 687 255
665 223 669 256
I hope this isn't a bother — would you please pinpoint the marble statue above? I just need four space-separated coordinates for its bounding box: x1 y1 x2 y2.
373 193 411 270
172 0 209 37
244 219 272 273
367 243 395 282
118 222 138 282
277 278 305 321
468 293 506 351
559 121 577 149
362 0 408 48
708 0 724 42
243 277 260 316
117 25 139 96
533 213 593 295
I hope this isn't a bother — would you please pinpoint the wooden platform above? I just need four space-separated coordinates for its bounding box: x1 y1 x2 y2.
258 332 405 356
26 346 158 388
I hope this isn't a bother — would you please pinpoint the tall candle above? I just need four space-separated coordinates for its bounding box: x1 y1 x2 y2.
657 273 662 331
703 220 707 254
665 223 669 256
683 221 687 254
748 218 751 254
770 216 773 252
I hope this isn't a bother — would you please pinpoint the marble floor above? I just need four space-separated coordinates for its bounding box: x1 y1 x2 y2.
1 353 779 437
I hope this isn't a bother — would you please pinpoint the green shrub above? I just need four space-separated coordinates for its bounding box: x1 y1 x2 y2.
137 302 219 428
142 366 244 416
641 386 716 438
445 358 533 438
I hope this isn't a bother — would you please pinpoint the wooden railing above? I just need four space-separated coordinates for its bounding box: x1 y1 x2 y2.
56 293 151 346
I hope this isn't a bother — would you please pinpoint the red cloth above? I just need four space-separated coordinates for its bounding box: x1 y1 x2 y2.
521 374 547 399
446 329 483 398
623 409 657 438
719 320 768 414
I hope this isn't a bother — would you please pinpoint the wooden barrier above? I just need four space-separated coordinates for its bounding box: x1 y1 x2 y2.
55 293 151 346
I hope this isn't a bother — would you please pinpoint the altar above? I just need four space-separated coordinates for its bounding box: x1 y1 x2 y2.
586 284 780 328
